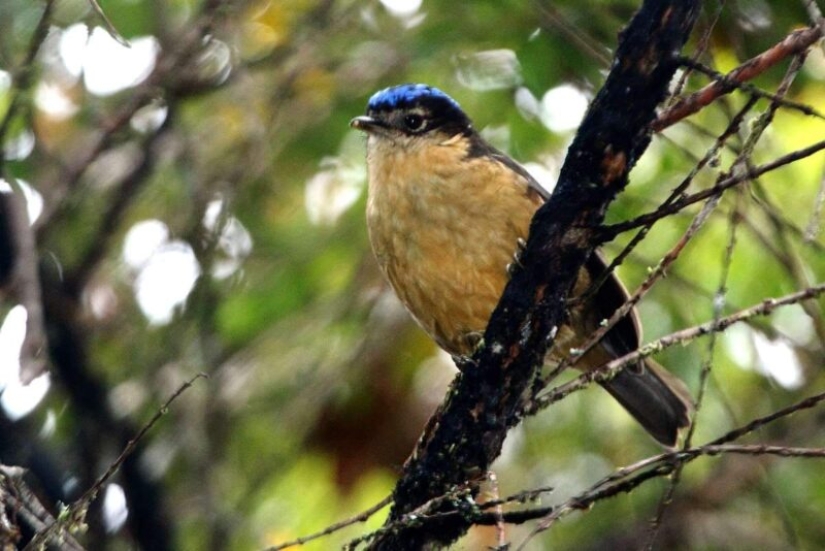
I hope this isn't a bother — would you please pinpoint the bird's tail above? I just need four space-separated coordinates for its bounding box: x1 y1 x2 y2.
600 359 693 447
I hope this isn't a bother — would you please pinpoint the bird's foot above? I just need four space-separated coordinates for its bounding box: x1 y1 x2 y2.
506 237 528 277
453 354 478 372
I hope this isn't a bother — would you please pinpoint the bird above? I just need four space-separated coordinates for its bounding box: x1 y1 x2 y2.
350 83 692 447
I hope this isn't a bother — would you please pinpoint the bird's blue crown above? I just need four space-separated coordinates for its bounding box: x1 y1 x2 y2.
367 84 462 112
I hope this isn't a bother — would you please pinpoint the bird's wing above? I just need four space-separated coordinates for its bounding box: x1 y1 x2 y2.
472 138 640 356
489 152 551 201
465 136 551 201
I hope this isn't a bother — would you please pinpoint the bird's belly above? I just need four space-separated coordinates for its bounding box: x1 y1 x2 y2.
405 239 511 356
367 193 524 356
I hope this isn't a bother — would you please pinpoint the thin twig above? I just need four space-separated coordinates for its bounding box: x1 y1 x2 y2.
567 94 757 317
675 58 825 122
652 25 824 131
86 0 129 46
641 56 803 538
534 2 611 67
804 170 825 243
708 391 825 447
0 0 54 171
754 179 825 342
665 0 724 102
517 390 825 549
267 496 392 551
605 138 825 236
644 188 742 550
345 486 555 550
557 91 768 383
516 442 825 549
22 373 208 551
529 282 825 414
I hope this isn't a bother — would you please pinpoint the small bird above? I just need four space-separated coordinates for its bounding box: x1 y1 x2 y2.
351 84 692 446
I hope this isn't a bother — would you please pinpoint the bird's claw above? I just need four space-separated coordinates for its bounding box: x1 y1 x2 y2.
453 354 478 372
506 238 528 277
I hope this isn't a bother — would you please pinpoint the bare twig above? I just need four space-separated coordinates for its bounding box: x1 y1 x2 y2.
530 282 825 414
753 180 825 342
662 0 724 103
22 373 208 551
344 391 825 551
516 443 825 549
675 58 825 121
1 465 86 551
652 25 824 131
644 190 742 550
698 444 825 457
0 0 54 170
86 0 129 46
267 496 392 551
804 170 825 242
345 486 555 550
640 53 805 538
735 178 825 254
605 138 825 236
534 2 611 67
708 390 825 447
518 390 825 549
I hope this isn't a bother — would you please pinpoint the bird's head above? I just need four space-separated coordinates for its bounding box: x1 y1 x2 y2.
350 84 474 148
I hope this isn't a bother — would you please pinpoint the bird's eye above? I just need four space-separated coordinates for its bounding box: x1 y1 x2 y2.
403 114 426 132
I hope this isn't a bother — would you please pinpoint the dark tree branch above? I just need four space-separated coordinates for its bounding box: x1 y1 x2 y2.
367 1 701 549
0 186 48 383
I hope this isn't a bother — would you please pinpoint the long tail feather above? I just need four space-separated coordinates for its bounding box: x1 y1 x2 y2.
601 359 693 447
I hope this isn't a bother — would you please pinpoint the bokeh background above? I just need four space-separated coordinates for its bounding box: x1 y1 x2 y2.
1 0 824 549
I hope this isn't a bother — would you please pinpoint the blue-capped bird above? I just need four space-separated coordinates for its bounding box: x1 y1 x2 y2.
351 84 692 446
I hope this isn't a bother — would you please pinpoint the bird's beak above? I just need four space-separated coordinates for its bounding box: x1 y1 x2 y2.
350 116 383 133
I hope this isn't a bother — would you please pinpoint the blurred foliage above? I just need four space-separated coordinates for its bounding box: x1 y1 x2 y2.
0 0 824 549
